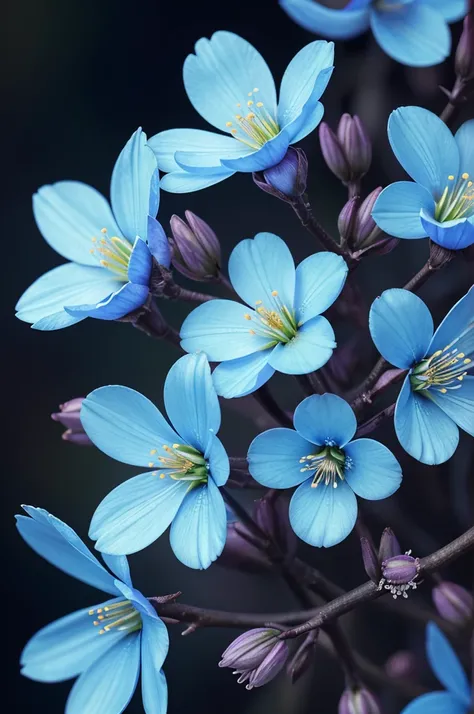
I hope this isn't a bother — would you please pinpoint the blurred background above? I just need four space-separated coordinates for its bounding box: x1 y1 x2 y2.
3 0 473 711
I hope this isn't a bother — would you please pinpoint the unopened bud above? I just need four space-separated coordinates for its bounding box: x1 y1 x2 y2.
220 628 288 690
337 114 372 181
254 148 308 202
286 631 318 683
338 197 358 244
360 536 380 583
170 211 221 281
354 187 383 248
378 527 401 563
385 650 419 680
254 494 297 558
319 123 351 183
51 398 92 446
432 582 473 625
339 687 381 714
455 14 474 80
380 553 420 599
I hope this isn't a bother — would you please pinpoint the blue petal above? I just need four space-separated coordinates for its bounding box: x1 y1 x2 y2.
147 216 171 267
387 107 459 197
402 692 469 714
247 428 311 488
294 252 348 324
220 131 290 172
455 119 474 171
369 289 434 369
127 237 153 285
268 315 335 374
183 31 277 133
110 128 159 242
65 633 140 714
160 169 235 193
289 479 358 548
141 616 169 714
421 0 468 23
81 385 179 467
429 285 474 357
33 181 120 266
89 472 189 555
149 128 246 173
395 375 459 465
212 350 275 398
16 506 118 595
65 282 149 320
370 4 451 67
21 601 129 682
344 439 402 500
288 101 324 145
206 435 230 487
228 232 295 309
170 479 227 569
371 181 435 239
279 0 370 39
101 555 132 587
163 352 221 452
420 211 474 250
293 393 357 447
428 376 474 437
426 622 471 705
113 580 159 620
180 300 271 361
143 670 167 714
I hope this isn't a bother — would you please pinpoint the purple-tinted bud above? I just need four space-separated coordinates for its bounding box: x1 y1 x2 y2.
385 650 419 680
254 495 297 558
319 123 351 183
254 148 308 202
354 188 383 248
378 527 401 563
286 631 318 683
219 628 281 670
360 537 380 583
339 114 372 181
380 553 420 599
170 211 221 281
51 398 92 446
218 521 272 573
339 687 381 714
432 582 474 625
338 197 358 245
455 14 474 80
246 640 289 689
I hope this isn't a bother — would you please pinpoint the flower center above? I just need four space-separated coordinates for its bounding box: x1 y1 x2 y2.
89 227 133 281
435 173 474 222
299 443 352 489
148 443 208 485
225 88 280 150
89 600 142 636
244 290 298 346
411 343 473 394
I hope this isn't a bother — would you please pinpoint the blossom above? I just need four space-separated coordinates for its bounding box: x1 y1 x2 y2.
247 393 402 547
372 107 474 250
401 622 471 713
279 0 467 68
149 32 334 193
82 352 229 569
369 287 474 465
17 506 168 714
16 128 171 330
180 233 348 398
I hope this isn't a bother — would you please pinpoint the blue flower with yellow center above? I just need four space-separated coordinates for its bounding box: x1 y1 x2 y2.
148 32 334 193
372 107 474 250
370 287 474 465
81 352 229 569
279 1 467 67
16 128 171 330
180 232 348 398
17 506 168 714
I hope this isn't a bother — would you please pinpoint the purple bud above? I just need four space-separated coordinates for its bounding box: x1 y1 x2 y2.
339 688 381 714
286 631 318 683
380 554 420 599
246 640 289 689
432 582 474 625
218 521 272 573
455 14 474 80
220 628 288 690
354 187 383 248
254 148 308 202
360 537 380 583
51 398 92 446
340 115 372 181
385 650 419 680
254 494 297 558
319 123 351 184
170 211 221 281
338 197 358 245
378 527 401 563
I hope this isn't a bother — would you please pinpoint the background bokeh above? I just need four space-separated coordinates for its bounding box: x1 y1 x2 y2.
3 0 473 712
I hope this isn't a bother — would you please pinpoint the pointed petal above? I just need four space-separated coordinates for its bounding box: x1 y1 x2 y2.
247 428 311 488
212 350 275 398
268 316 335 375
429 285 474 357
428 376 474 437
101 555 132 587
65 282 149 320
141 616 169 714
426 622 471 705
371 181 435 239
402 692 469 714
147 216 171 267
344 439 402 500
160 169 235 193
220 131 290 173
293 393 357 447
127 237 153 285
455 119 474 172
294 252 348 323
418 0 467 23
289 101 324 144
279 0 370 39
149 128 245 172
207 435 230 487
420 211 474 250
143 670 167 714
289 479 358 547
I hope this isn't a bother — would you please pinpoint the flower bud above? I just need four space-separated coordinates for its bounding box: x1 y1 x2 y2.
432 582 473 625
51 398 92 446
254 148 308 202
254 494 297 558
337 114 372 182
339 687 381 714
319 123 351 184
378 527 401 563
353 188 383 248
385 650 419 680
380 553 420 599
455 14 474 81
220 628 288 690
169 211 221 281
360 536 380 583
286 631 318 683
338 197 358 245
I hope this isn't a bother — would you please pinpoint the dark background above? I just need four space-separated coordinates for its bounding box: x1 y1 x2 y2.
3 0 473 712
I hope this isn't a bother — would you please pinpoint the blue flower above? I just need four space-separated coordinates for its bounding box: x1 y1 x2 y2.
180 233 348 398
279 0 467 67
247 393 402 547
149 32 334 193
81 352 229 569
17 506 168 714
372 107 474 250
16 128 171 331
370 287 474 465
401 622 471 714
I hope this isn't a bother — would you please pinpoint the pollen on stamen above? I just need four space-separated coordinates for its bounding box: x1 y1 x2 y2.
148 462 154 468
244 314 252 320
101 228 108 234
160 473 166 479
253 88 259 92
256 102 264 108
100 260 109 267
448 175 455 181
226 121 233 127
462 173 469 180
271 290 278 296
248 92 253 97
150 448 157 455
249 329 256 335
255 300 262 305
247 100 254 107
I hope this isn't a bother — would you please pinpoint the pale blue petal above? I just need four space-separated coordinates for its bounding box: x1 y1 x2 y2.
455 119 474 171
65 282 149 320
402 692 469 714
113 580 158 620
127 237 153 285
371 181 435 239
387 107 459 197
289 101 324 144
420 211 474 250
141 616 169 714
180 300 270 361
160 169 235 193
228 232 295 309
170 479 227 569
143 670 167 714
426 622 471 705
293 393 357 447
395 376 460 465
421 0 467 22
65 633 140 714
32 311 84 331
428 376 474 436
81 386 179 467
289 479 358 548
429 285 474 357
369 289 433 369
89 472 189 555
212 350 274 398
111 128 159 242
148 128 245 173
279 0 370 39
344 439 402 500
207 435 230 487
147 216 171 267
33 181 120 266
164 352 221 451
247 428 311 488
220 131 290 172
268 316 335 374
101 555 132 587
16 506 118 595
183 31 277 133
294 252 348 324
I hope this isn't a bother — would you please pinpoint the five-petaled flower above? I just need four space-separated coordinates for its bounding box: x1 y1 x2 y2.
370 287 474 465
279 0 467 67
247 393 402 547
401 622 472 714
180 233 348 398
372 107 474 250
17 506 168 714
149 32 334 193
81 352 229 569
16 128 171 331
